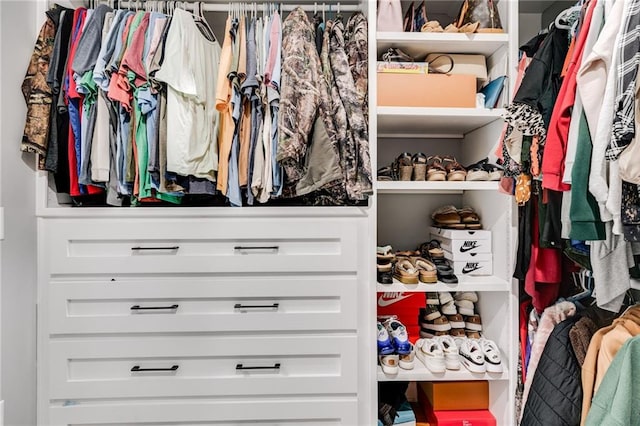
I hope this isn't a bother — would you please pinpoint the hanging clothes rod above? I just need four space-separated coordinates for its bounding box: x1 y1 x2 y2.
115 1 360 12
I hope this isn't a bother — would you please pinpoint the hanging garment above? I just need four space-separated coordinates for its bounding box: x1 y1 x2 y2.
44 7 74 193
607 0 640 160
215 16 234 195
502 26 569 179
344 12 369 125
21 8 58 166
562 0 605 185
542 0 597 192
584 0 627 233
328 18 372 200
155 8 221 182
73 4 113 187
520 317 582 426
278 7 343 198
570 316 601 367
519 301 576 420
585 335 640 426
581 306 640 424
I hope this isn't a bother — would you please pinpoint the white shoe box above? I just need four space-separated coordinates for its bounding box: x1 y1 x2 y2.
444 251 493 276
430 235 492 258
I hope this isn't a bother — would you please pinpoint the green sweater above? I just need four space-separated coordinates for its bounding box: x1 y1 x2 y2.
569 112 605 241
585 335 640 426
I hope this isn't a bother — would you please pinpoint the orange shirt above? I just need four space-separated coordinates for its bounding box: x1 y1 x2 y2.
215 17 234 194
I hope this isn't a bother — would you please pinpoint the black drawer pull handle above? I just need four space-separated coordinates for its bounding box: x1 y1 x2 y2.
131 304 179 311
131 246 180 251
234 246 279 252
236 363 281 371
131 365 179 372
234 303 279 310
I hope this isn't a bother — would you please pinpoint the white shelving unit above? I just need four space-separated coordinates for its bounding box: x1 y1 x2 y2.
377 365 510 382
376 32 510 58
377 180 500 194
376 277 511 293
369 1 519 425
377 107 505 138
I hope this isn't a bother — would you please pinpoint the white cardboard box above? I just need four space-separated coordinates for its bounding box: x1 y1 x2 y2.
443 249 492 263
431 238 492 259
429 227 491 240
450 259 494 276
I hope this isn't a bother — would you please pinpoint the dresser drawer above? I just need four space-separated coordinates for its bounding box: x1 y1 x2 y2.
43 218 359 275
49 335 357 400
48 398 358 426
48 276 357 334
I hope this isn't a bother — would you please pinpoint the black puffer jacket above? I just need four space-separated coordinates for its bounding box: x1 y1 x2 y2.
520 317 582 426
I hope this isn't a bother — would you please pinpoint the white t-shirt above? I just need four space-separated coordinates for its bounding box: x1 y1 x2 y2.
156 9 221 181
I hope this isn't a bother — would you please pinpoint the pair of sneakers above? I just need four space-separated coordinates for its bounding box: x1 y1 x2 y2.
377 318 415 375
415 335 461 373
455 336 503 373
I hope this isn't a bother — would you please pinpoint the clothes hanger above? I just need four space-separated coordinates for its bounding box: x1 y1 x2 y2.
555 4 581 30
566 269 593 303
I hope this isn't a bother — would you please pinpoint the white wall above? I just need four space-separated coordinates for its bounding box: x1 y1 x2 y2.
0 1 39 425
519 12 542 46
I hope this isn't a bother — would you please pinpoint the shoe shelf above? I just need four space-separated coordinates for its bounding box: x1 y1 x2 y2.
377 107 505 137
376 32 509 58
376 276 511 293
376 364 509 382
376 180 499 194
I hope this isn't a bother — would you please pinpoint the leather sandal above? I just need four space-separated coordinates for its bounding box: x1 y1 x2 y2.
395 152 414 181
421 20 444 32
435 260 459 284
457 207 482 229
426 156 447 181
393 259 419 284
377 165 395 181
466 158 490 181
442 156 467 181
409 256 438 283
412 153 428 181
420 240 445 260
431 205 463 228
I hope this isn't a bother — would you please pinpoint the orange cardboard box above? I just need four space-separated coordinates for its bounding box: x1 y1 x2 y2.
418 381 489 411
377 71 477 108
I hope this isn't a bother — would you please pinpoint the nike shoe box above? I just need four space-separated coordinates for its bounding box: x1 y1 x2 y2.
377 291 424 343
443 251 493 276
430 227 492 261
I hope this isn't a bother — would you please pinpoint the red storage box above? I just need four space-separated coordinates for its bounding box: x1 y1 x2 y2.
428 409 497 426
377 291 424 343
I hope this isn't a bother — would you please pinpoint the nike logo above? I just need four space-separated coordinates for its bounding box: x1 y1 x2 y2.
462 263 482 274
378 292 413 307
460 241 480 253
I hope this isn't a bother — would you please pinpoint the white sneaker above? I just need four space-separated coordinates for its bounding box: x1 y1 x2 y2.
416 338 446 373
399 343 416 370
455 337 486 373
438 335 461 370
379 354 400 375
479 338 503 373
383 318 412 355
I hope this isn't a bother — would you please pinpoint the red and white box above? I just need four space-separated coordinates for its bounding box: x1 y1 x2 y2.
377 291 424 343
